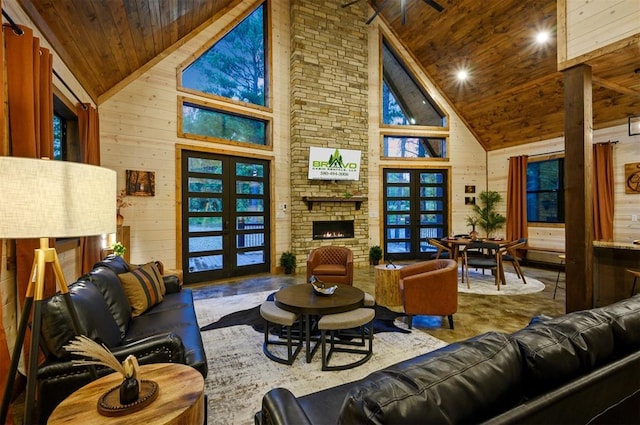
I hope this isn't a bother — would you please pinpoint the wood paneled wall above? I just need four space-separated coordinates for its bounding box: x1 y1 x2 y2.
488 123 640 254
564 0 640 60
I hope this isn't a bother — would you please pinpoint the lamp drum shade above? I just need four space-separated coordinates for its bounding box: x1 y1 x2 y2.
0 157 117 239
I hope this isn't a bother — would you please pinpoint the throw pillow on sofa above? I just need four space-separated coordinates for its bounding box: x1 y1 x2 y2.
118 262 166 317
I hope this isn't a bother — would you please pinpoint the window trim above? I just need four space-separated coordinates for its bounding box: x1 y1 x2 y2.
526 155 565 224
178 96 273 150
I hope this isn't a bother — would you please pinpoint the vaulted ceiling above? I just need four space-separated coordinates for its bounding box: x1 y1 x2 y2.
15 0 640 151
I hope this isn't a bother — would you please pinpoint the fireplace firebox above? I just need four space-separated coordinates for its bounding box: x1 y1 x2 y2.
313 220 354 240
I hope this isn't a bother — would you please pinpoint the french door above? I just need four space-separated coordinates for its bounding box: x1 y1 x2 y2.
383 168 449 260
181 150 270 283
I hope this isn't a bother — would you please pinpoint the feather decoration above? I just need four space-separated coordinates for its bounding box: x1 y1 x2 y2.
64 335 125 376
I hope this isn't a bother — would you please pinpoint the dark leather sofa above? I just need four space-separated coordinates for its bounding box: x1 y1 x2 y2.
35 255 207 422
257 294 640 424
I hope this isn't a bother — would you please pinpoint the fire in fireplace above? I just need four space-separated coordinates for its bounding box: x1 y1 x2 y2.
313 220 355 240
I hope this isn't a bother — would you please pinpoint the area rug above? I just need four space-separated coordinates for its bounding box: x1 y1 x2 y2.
459 268 545 295
194 291 447 425
200 291 409 334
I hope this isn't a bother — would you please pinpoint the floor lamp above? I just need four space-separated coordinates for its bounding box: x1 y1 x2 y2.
0 157 116 424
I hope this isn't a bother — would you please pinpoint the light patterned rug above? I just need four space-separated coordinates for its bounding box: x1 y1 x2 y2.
194 290 447 425
458 268 545 295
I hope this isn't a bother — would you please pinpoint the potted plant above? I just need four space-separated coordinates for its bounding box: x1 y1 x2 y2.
470 190 506 238
369 245 383 265
112 241 127 257
280 251 296 274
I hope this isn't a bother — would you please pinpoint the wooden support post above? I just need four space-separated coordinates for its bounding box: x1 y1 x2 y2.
563 64 594 312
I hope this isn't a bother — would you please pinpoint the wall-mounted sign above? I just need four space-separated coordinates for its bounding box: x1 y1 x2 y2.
308 147 361 181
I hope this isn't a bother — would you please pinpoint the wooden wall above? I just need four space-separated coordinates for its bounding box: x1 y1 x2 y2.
488 122 640 258
100 0 487 271
564 0 640 60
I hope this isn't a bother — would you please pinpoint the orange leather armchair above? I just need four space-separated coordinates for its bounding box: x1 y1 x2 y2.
399 259 458 329
306 246 354 285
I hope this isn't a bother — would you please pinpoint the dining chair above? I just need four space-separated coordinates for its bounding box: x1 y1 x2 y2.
461 240 503 290
427 238 453 260
499 238 528 284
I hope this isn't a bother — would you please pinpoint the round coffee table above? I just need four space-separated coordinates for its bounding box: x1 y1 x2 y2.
275 284 364 362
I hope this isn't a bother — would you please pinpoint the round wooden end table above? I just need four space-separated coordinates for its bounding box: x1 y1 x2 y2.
374 264 405 309
48 363 204 425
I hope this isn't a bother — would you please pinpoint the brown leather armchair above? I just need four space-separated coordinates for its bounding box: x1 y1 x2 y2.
399 259 458 329
306 246 354 285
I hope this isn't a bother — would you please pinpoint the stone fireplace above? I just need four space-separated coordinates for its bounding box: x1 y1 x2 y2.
289 0 370 265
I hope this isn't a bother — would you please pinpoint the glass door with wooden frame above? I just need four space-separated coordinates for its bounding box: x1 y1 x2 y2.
383 168 449 261
181 150 270 283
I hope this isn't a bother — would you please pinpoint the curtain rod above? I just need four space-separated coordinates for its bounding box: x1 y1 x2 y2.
2 8 88 110
507 140 618 161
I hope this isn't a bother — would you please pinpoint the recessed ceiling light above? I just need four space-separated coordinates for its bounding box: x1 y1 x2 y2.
536 31 550 44
456 70 468 81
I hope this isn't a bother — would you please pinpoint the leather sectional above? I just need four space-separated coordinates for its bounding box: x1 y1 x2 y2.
257 294 640 424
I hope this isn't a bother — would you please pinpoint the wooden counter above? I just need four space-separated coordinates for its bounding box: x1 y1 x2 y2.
593 241 640 307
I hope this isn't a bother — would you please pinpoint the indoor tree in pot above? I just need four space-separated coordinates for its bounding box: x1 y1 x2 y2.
470 190 506 238
369 245 383 265
279 251 296 274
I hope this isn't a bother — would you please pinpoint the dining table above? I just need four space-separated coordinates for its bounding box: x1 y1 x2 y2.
441 236 513 286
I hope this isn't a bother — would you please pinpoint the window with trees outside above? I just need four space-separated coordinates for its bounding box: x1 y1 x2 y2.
179 2 269 147
527 157 565 223
381 39 447 159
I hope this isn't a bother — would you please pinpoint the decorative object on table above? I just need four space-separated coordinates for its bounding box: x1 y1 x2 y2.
64 335 159 416
624 162 640 194
369 245 383 265
465 216 479 240
309 275 338 296
468 190 506 238
0 157 116 425
116 188 133 225
111 241 127 257
279 251 296 274
126 169 155 196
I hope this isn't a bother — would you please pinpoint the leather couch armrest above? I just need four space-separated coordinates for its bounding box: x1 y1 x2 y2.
163 274 182 293
258 388 313 425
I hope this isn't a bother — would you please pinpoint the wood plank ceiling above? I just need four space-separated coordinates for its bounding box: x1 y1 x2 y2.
14 0 640 151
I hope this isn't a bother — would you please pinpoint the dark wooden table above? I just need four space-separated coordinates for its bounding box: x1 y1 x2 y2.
275 284 364 362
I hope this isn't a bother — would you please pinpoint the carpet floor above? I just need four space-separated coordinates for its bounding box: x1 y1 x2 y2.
194 290 447 425
458 269 545 295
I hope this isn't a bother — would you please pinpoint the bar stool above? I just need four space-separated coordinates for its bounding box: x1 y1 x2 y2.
260 301 302 365
554 254 565 299
317 308 374 371
626 269 640 297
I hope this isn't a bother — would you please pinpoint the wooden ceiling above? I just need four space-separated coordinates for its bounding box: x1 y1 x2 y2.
15 0 640 151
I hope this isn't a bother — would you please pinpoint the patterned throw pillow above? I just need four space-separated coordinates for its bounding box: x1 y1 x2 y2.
118 262 166 317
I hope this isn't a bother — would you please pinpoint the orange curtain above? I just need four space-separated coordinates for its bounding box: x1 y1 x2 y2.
3 24 55 404
506 155 528 241
77 103 103 273
593 142 614 241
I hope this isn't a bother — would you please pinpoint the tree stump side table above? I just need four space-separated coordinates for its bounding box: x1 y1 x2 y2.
374 264 405 310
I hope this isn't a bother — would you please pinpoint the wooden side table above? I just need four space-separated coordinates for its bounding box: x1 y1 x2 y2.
375 264 405 309
48 363 204 425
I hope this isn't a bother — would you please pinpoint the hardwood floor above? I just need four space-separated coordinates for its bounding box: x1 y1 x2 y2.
191 263 566 344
